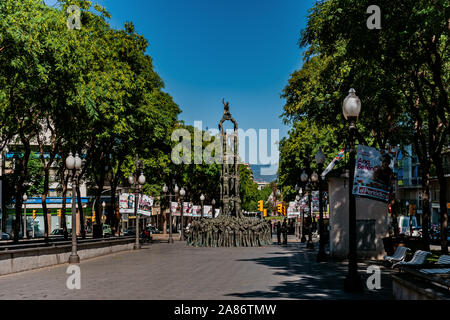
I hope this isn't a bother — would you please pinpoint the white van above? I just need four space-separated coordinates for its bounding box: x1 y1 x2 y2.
398 215 419 236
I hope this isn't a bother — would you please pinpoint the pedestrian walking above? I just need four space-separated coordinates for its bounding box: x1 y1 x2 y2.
282 218 288 244
276 221 281 245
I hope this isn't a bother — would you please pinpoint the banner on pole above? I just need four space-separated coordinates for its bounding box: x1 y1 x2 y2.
138 195 153 216
171 201 181 216
352 145 396 202
203 205 213 218
119 193 135 214
287 201 300 218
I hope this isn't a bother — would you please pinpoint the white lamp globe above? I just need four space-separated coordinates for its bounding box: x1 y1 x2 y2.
128 175 134 185
311 172 319 182
174 184 179 194
66 152 75 170
315 149 326 165
138 173 146 185
23 193 28 202
162 184 168 193
200 194 205 202
342 88 361 120
180 188 186 197
74 153 82 170
301 171 308 182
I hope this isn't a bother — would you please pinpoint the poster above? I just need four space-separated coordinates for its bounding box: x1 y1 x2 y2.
352 145 396 202
287 201 300 218
312 191 328 213
183 202 194 217
119 193 135 214
203 205 213 218
171 201 181 216
138 195 153 216
191 204 201 217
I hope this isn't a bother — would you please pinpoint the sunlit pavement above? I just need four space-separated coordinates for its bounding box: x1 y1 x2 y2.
0 235 394 300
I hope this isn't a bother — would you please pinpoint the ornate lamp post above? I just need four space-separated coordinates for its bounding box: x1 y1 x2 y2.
342 88 363 292
128 157 145 250
301 170 315 249
22 193 28 239
212 199 216 218
179 187 186 240
298 188 307 242
200 194 205 218
66 152 82 264
162 184 172 243
315 149 327 262
295 194 300 238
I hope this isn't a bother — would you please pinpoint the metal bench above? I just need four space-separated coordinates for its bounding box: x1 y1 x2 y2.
393 250 431 269
384 246 410 266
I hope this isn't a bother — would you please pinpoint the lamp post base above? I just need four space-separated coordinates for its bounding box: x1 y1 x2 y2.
134 243 141 250
300 236 306 243
168 237 174 244
344 274 363 293
306 240 314 250
68 254 80 264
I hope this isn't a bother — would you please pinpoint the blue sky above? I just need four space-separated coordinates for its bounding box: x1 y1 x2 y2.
47 0 315 165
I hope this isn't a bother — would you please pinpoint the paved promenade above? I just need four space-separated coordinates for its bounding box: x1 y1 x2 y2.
0 236 394 299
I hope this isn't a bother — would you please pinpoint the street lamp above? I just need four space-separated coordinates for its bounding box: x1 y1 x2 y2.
129 157 145 250
301 170 314 249
343 88 363 293
315 149 327 262
66 152 82 264
295 195 300 238
179 187 186 240
23 193 28 239
162 183 173 243
200 194 205 218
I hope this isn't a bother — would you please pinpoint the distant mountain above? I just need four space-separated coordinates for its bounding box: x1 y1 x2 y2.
250 164 278 183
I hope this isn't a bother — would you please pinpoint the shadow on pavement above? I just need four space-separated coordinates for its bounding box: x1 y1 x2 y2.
225 242 394 300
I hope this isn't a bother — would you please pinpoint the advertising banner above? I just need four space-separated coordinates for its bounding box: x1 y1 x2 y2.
191 204 201 217
203 205 213 218
312 191 328 213
138 195 153 216
352 145 396 202
119 193 135 214
183 202 194 217
287 201 300 218
171 201 181 216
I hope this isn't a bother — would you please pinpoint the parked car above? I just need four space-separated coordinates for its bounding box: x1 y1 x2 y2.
103 224 112 237
148 226 161 234
1 232 11 240
51 228 65 236
124 227 136 236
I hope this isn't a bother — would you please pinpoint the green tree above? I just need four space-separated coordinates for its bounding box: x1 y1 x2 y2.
298 0 449 252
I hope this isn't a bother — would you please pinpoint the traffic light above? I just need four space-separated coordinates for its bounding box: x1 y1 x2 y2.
32 210 36 220
57 209 61 217
258 200 264 212
277 203 282 214
92 211 96 222
264 208 267 217
283 206 286 216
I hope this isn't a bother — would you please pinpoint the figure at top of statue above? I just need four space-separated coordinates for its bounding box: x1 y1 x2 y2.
223 98 230 114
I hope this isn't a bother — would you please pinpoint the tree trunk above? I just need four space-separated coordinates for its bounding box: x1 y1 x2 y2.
435 160 448 254
61 172 69 240
421 168 431 251
76 178 85 239
41 170 50 241
13 147 31 243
